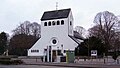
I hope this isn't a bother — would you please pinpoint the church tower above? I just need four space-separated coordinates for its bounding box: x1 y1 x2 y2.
41 8 74 37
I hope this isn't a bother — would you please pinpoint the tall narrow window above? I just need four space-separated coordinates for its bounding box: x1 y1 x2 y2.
48 21 51 26
70 21 72 26
57 21 60 25
52 21 55 26
61 20 64 25
44 22 47 26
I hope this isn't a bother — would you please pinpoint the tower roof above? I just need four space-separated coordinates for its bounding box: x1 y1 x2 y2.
41 8 71 21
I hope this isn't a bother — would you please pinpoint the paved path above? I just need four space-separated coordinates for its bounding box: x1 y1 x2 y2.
1 57 120 68
0 65 75 68
24 62 120 68
18 58 120 68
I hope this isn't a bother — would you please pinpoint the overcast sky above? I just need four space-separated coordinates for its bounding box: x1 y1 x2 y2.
0 0 120 34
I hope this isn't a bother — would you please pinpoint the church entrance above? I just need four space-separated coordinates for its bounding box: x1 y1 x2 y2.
43 46 63 62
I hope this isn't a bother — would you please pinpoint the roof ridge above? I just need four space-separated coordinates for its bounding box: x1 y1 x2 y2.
44 8 71 13
41 8 71 21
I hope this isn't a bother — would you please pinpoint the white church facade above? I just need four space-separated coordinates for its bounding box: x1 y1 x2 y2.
28 8 82 62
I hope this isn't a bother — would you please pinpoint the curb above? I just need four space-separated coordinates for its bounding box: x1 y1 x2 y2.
23 63 108 68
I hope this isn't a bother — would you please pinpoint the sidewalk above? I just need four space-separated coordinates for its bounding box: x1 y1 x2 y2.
24 62 120 68
21 59 120 68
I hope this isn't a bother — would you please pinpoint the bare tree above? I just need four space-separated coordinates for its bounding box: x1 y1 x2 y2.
12 21 31 35
29 22 41 38
88 25 101 37
89 11 119 54
12 21 41 38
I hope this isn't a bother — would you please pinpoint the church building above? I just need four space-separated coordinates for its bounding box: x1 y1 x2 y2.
28 8 82 62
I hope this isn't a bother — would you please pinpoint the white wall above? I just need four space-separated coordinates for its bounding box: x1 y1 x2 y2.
28 12 78 56
68 11 74 36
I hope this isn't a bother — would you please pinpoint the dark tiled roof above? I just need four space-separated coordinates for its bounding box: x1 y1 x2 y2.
69 31 84 44
74 31 85 40
69 35 81 44
41 8 71 21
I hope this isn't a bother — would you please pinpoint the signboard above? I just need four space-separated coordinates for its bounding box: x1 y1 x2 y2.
91 50 97 56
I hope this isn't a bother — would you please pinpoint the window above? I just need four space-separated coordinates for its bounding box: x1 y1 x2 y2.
61 20 64 25
44 22 47 26
52 39 57 44
57 21 60 25
52 21 55 26
51 37 58 45
31 50 39 52
48 21 51 26
70 21 72 25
